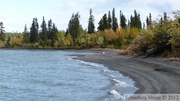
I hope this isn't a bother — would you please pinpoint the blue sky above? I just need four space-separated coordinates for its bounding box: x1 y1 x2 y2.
0 0 180 32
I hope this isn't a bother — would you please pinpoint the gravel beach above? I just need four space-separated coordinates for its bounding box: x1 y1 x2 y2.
75 49 180 94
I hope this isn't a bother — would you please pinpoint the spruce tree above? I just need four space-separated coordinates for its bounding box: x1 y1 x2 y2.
149 13 152 25
130 15 134 27
120 10 127 28
103 14 108 29
98 14 108 31
87 9 95 34
108 11 112 29
68 13 80 42
164 12 168 25
98 19 104 31
137 14 142 29
134 10 138 25
146 17 149 27
130 10 142 29
47 19 53 39
112 8 118 32
29 18 39 43
23 24 29 43
0 22 5 41
146 13 152 29
40 16 47 42
51 23 58 46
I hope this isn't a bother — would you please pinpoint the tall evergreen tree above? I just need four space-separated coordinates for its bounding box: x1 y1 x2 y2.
146 17 149 27
46 19 58 46
23 24 29 43
137 14 142 29
112 8 118 32
130 15 134 27
146 13 152 29
149 13 152 25
24 24 28 33
164 12 168 25
47 19 53 39
0 22 5 41
98 14 108 31
130 10 142 29
68 13 80 42
87 9 95 34
108 11 112 29
103 14 108 29
120 10 127 28
29 18 39 43
51 23 58 46
40 16 47 42
134 10 138 24
98 19 104 31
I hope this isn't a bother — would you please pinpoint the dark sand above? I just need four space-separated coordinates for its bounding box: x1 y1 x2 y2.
75 49 180 94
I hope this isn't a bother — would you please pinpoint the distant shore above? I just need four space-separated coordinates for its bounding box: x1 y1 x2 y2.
75 49 180 94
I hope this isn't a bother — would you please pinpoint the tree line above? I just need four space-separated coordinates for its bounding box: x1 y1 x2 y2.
0 8 180 56
22 17 58 47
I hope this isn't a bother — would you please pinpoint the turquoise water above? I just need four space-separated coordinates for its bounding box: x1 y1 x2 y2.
0 50 137 101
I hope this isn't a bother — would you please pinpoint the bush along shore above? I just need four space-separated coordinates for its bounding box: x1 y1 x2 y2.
0 9 180 57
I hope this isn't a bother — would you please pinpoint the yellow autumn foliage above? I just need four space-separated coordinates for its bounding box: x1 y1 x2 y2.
116 28 125 39
0 40 4 47
54 40 59 48
87 34 96 46
10 36 24 46
97 29 117 42
168 21 180 56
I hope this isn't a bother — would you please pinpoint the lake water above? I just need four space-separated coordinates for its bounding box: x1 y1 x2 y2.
0 49 137 101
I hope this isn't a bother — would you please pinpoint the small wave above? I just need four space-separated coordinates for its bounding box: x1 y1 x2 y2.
67 56 104 68
112 79 131 87
67 56 77 61
109 90 124 100
102 69 112 73
78 60 104 68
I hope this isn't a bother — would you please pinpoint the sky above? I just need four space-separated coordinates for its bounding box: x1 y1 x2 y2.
0 0 180 32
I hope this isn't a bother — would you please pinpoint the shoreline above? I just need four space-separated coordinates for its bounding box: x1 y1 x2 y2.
75 49 180 94
1 48 180 93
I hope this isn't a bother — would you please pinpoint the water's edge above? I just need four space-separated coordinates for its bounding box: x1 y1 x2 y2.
70 55 138 101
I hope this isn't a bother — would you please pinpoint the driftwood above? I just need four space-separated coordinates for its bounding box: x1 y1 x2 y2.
143 46 167 58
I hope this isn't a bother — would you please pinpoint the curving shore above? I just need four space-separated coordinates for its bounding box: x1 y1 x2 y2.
75 49 180 94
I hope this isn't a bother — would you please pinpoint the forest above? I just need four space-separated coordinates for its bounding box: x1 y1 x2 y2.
0 8 180 57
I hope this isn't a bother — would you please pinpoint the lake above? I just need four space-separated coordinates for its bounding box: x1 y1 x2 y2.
0 49 137 101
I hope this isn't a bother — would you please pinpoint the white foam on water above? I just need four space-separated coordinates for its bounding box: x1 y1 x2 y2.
112 79 131 87
105 90 124 101
109 90 124 99
78 60 104 68
67 56 104 68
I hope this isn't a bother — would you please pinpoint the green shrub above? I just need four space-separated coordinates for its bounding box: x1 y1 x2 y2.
168 21 180 56
128 31 152 56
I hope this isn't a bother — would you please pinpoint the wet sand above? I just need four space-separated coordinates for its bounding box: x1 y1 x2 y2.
75 49 180 94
